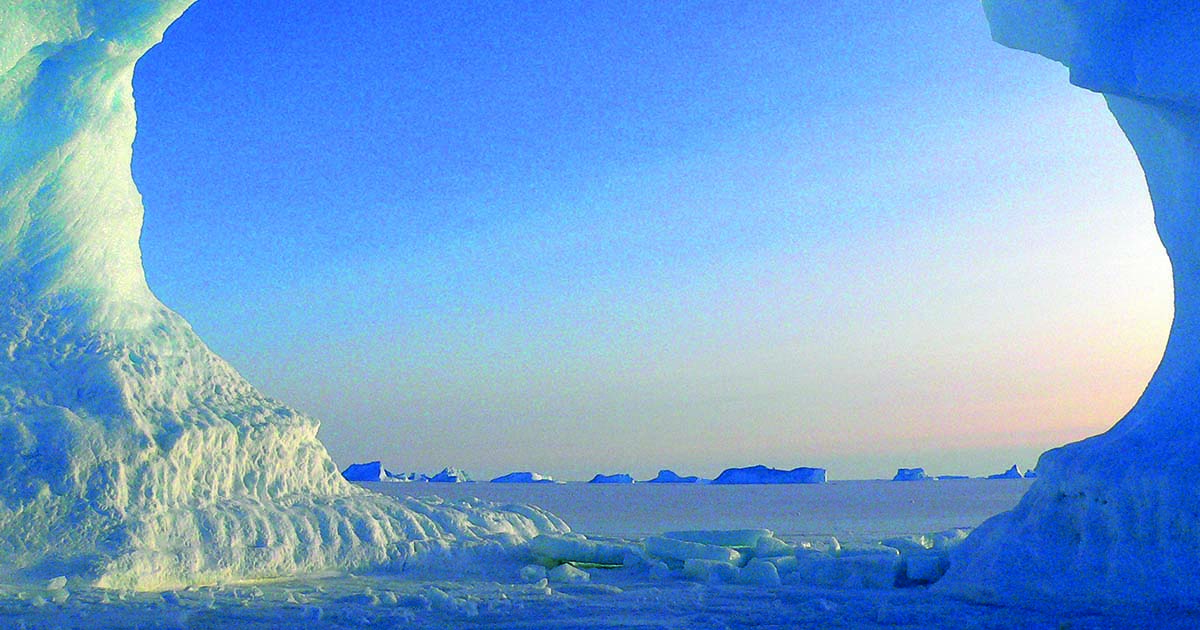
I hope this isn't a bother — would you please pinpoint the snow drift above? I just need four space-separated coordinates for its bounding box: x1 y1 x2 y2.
941 1 1200 604
0 0 564 590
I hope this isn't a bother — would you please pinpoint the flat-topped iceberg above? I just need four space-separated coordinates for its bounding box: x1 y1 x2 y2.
711 465 826 485
491 472 556 483
342 461 387 482
892 468 930 482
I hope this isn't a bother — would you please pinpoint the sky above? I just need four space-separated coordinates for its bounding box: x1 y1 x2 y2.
130 0 1172 481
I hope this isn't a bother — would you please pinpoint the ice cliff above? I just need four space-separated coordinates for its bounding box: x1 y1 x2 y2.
941 1 1200 604
0 0 564 590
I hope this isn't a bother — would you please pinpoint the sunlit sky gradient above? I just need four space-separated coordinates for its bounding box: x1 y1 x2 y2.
131 0 1171 480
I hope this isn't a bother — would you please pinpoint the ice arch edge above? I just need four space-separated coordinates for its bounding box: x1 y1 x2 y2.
939 1 1200 605
0 0 565 589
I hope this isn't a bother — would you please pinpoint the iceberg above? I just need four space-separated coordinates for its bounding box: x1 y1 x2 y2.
985 465 1024 480
0 0 565 590
711 465 826 485
644 469 704 483
342 461 387 482
588 473 635 484
385 470 430 482
892 468 930 482
429 467 472 483
941 1 1200 605
491 472 555 483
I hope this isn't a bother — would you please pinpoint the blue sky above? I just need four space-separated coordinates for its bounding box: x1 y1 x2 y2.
132 0 1171 480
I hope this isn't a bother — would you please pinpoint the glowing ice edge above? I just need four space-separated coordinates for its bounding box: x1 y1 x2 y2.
940 1 1200 604
0 1 565 591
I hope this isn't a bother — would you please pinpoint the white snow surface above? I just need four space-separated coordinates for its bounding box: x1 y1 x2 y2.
0 0 565 591
940 1 1200 606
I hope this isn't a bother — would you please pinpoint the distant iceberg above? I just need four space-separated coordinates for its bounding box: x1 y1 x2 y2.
430 467 473 483
589 473 635 484
341 461 387 482
711 465 826 485
385 471 430 482
645 469 705 484
491 472 555 483
986 465 1024 480
892 468 930 482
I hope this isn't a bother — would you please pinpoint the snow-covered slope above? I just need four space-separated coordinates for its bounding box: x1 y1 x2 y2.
0 0 564 590
941 1 1200 604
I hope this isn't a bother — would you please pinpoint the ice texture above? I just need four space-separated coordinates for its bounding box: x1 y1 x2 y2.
711 465 826 484
941 1 1200 605
0 0 565 590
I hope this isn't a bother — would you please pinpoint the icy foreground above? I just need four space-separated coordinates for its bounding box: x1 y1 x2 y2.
941 1 1200 604
0 1 564 589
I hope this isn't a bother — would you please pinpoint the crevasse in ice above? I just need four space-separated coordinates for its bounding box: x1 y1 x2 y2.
0 1 565 590
941 1 1200 604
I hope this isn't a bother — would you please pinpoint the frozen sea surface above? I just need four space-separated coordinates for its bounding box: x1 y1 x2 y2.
2 479 1197 629
365 479 1035 542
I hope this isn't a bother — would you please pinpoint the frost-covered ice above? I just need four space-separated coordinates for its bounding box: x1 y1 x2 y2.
712 465 827 484
940 1 1200 606
0 0 564 590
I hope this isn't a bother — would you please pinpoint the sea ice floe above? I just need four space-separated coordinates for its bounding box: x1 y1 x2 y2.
547 563 591 584
662 529 774 548
644 537 744 566
527 534 630 567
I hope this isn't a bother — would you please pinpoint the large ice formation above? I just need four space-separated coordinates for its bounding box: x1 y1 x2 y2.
711 465 826 485
0 0 564 590
942 1 1200 604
